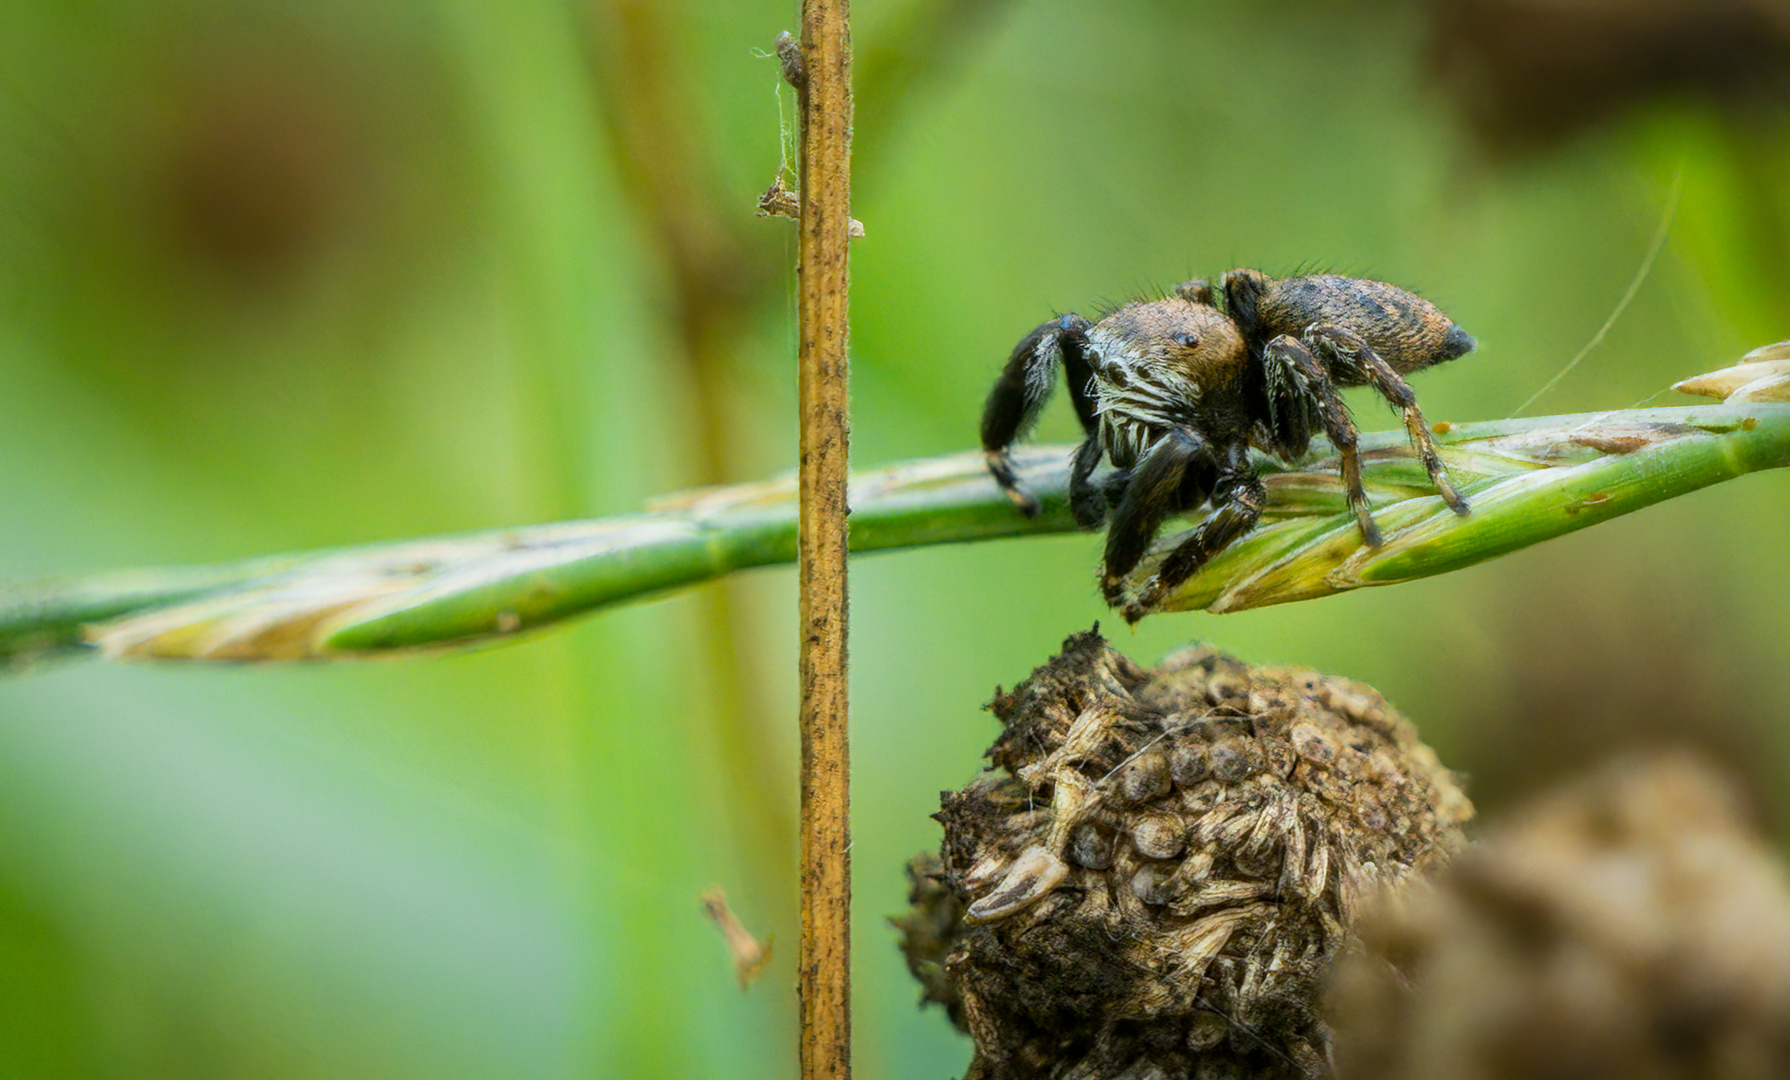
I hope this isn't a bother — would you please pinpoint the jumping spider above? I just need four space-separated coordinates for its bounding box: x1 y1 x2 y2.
981 269 1477 622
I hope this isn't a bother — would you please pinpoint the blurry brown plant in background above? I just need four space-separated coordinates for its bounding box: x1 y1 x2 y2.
1428 0 1790 155
160 41 361 287
1331 751 1790 1079
1451 563 1773 827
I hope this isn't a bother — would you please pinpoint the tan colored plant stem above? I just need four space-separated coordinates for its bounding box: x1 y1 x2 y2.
791 3 853 1079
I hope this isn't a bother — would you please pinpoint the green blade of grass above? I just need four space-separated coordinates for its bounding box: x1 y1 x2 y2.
0 448 1077 665
1156 407 1790 613
2 397 1786 665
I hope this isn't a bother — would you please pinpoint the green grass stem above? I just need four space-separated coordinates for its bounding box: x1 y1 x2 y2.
2 399 1785 665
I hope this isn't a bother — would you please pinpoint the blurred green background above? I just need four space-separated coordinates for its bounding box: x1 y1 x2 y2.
1 0 1788 1076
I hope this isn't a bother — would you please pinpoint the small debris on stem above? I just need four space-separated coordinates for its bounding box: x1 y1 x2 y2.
701 888 773 990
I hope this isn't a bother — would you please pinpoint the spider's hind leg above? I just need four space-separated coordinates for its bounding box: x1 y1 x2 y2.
1303 322 1469 515
1262 333 1380 547
981 314 1094 518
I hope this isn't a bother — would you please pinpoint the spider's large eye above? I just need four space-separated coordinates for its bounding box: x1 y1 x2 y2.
1172 330 1200 349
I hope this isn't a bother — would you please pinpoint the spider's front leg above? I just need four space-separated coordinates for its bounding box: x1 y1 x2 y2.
1302 323 1469 515
1262 333 1380 547
981 314 1096 518
1121 443 1265 622
1099 429 1215 608
1066 441 1134 529
1068 435 1107 528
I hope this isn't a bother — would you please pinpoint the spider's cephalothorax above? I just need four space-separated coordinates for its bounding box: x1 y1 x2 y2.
981 268 1477 621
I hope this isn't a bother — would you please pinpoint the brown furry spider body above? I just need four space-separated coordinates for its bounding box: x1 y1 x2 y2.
981 269 1477 621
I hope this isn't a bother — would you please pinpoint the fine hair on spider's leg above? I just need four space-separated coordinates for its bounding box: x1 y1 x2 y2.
1262 333 1380 547
1100 428 1214 605
980 314 1095 517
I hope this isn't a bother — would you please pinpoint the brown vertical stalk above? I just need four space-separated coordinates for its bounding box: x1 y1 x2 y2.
790 1 853 1078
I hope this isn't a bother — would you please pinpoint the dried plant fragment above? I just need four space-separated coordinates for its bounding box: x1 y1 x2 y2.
1674 346 1790 404
893 853 970 1028
902 629 1472 1079
700 888 773 990
1329 752 1790 1080
756 174 865 237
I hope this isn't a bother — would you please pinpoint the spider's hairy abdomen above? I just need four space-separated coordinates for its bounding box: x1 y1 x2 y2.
1256 274 1476 376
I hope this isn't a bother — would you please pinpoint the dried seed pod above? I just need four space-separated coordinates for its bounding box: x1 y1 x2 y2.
1206 671 1249 706
904 629 1473 1080
967 846 1070 924
1290 723 1338 765
1328 752 1790 1080
1070 821 1116 870
1132 811 1189 861
1170 740 1212 787
1118 751 1174 807
1180 780 1224 814
1187 1010 1229 1052
1210 737 1263 785
1131 862 1177 907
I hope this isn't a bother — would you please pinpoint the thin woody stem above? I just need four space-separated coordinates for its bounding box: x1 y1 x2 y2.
790 3 853 1079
